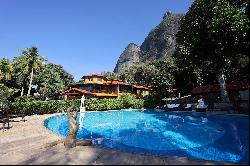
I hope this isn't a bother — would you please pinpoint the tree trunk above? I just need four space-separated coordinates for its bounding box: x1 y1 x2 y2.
217 73 229 103
21 87 24 96
27 67 34 96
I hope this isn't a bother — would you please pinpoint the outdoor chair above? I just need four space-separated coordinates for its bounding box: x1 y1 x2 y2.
184 104 192 111
167 104 180 109
196 104 208 112
166 104 180 111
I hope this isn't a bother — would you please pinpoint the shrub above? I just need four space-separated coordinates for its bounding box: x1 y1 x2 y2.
11 96 144 116
14 96 38 102
119 93 138 109
11 99 80 116
85 98 121 111
143 94 164 108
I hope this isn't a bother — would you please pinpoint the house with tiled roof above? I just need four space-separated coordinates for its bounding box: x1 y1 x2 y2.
63 73 151 99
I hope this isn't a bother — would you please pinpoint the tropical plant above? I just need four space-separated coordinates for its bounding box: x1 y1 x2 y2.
12 55 30 96
0 58 14 82
150 59 176 95
143 93 164 108
101 71 118 80
118 58 177 97
119 93 139 109
11 96 144 115
19 47 46 96
0 83 15 112
36 63 74 100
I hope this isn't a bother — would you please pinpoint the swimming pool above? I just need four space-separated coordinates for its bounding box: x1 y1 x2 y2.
44 109 249 164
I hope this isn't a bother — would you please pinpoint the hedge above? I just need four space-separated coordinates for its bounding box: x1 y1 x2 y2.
11 94 144 116
11 100 80 116
143 94 165 108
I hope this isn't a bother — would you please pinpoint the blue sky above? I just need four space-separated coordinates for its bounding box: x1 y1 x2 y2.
0 0 193 81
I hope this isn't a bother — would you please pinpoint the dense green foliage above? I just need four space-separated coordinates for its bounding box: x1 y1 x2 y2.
0 47 74 101
36 63 74 100
18 47 46 96
11 93 144 115
119 93 144 109
11 100 79 116
174 0 249 101
101 71 118 80
143 94 165 108
14 96 41 102
0 83 15 112
0 58 14 81
118 58 177 97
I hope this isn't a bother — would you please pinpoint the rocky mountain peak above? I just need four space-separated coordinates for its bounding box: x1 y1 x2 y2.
139 12 184 62
113 43 140 73
163 10 172 19
113 12 184 73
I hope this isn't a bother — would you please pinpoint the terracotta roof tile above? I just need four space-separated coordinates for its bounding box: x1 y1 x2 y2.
64 88 94 95
133 85 151 90
82 73 104 78
191 81 249 94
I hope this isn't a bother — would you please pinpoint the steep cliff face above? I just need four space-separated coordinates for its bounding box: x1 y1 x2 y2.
140 12 183 62
113 43 140 73
113 12 184 73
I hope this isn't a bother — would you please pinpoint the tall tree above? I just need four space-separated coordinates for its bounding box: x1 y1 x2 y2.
19 47 46 96
36 63 74 100
118 62 157 86
0 58 14 82
174 0 249 102
0 83 15 112
101 71 118 80
12 55 30 96
150 59 177 96
118 58 177 97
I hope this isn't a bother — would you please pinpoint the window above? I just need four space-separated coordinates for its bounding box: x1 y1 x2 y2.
88 77 93 81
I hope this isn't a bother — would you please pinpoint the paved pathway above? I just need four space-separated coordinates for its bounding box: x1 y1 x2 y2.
0 113 233 165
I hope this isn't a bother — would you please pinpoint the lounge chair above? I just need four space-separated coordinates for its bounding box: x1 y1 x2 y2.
196 104 208 112
166 104 181 111
184 104 192 111
167 104 180 109
185 104 192 108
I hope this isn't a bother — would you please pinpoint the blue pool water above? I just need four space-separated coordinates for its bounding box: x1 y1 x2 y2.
44 110 249 164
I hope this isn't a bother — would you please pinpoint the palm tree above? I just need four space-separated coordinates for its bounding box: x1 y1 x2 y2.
14 47 46 96
24 47 46 96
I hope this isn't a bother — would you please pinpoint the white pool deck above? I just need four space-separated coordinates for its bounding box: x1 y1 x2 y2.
0 113 236 165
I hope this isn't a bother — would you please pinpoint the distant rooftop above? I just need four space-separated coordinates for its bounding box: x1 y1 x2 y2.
82 73 104 78
191 80 249 94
